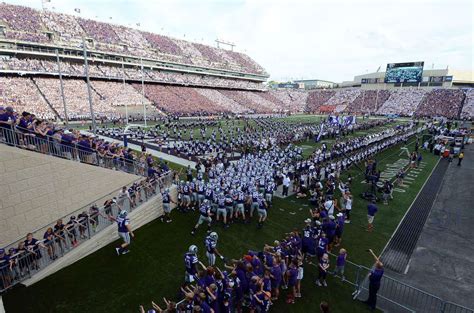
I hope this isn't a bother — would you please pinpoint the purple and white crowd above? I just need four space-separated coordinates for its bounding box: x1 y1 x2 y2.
0 3 266 75
137 120 422 312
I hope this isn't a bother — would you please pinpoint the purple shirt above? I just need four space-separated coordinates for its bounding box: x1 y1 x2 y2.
288 267 298 285
370 268 384 285
271 264 282 284
368 203 378 216
251 257 263 276
336 253 346 266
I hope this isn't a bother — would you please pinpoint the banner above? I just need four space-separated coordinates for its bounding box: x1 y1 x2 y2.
316 123 325 142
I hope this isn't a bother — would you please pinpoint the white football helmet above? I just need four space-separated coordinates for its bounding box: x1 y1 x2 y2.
209 232 218 241
188 245 198 254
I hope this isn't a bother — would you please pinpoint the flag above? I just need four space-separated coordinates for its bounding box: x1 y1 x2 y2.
343 116 355 126
74 8 81 13
316 123 324 142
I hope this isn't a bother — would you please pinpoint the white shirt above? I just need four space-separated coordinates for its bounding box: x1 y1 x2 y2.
324 200 335 215
345 198 352 211
283 176 291 187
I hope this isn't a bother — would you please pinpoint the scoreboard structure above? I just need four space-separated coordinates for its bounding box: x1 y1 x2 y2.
384 62 424 83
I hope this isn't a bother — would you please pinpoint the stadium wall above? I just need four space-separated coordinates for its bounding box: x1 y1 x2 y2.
0 144 139 247
21 186 178 286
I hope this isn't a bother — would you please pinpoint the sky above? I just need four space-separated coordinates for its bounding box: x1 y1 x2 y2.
4 0 474 82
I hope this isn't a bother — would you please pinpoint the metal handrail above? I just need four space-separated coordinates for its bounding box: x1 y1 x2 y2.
1 171 173 250
0 171 174 294
0 125 149 176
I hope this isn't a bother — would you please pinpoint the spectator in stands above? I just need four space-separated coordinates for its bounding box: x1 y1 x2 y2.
415 89 464 119
0 248 13 289
24 233 46 270
117 186 132 210
0 106 17 144
42 228 58 261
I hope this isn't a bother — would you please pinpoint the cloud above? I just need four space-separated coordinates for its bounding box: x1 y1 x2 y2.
4 0 474 82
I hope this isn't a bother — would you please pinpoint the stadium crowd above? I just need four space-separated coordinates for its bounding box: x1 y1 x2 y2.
0 57 264 91
0 3 267 75
376 88 428 116
305 91 336 113
270 90 309 112
324 89 362 113
0 77 56 120
460 89 474 119
415 89 465 119
347 90 391 114
1 73 471 120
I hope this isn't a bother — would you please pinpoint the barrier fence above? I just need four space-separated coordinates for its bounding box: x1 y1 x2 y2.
320 253 474 313
0 171 174 294
0 126 149 176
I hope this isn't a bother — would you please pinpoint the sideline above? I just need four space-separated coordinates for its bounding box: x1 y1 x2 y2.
378 157 440 263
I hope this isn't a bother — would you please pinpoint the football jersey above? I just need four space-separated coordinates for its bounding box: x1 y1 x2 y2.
205 188 213 200
224 195 233 205
116 216 129 233
303 226 314 239
265 183 275 193
237 191 246 203
252 191 259 202
258 198 266 210
197 183 205 194
183 185 190 194
184 253 198 274
217 195 226 208
199 204 210 217
205 237 217 254
318 237 328 251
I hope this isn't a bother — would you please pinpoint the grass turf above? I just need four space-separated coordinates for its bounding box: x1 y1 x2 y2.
3 127 438 313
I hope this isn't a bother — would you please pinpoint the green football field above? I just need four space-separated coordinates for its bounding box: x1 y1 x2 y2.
3 119 438 313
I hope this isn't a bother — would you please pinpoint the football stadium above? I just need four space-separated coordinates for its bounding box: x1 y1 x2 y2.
0 1 473 312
